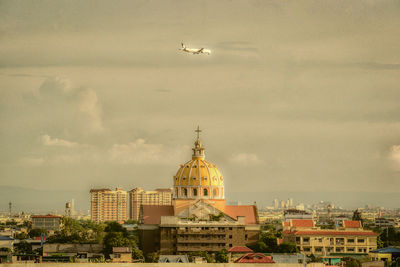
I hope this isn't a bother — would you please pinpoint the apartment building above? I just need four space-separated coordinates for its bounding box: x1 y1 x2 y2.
90 188 128 223
282 219 378 255
129 187 172 221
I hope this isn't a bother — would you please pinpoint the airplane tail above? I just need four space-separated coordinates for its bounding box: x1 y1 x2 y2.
181 43 185 49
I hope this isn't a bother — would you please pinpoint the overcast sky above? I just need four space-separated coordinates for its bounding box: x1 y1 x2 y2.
0 0 399 211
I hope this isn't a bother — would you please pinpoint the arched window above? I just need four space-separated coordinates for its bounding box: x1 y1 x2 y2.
203 188 208 196
183 188 188 197
193 188 198 196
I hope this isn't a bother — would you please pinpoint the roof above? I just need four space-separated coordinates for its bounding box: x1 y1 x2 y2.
370 247 400 254
343 220 361 228
283 221 290 227
159 255 189 263
0 236 14 241
283 230 378 236
291 219 314 227
235 253 275 263
142 205 174 224
228 246 254 253
32 214 61 219
225 205 258 224
43 244 103 253
113 247 132 253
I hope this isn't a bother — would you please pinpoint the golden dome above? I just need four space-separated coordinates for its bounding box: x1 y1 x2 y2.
173 127 224 200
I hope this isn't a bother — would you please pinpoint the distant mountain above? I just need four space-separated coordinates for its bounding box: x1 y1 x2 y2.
0 186 89 214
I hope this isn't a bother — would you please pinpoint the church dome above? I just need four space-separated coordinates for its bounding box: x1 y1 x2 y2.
173 128 225 200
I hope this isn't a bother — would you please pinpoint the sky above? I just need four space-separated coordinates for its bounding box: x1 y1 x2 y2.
0 0 400 212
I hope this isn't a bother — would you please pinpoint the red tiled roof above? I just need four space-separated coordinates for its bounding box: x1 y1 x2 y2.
343 220 361 228
291 219 314 227
142 205 174 224
32 214 61 219
228 246 254 253
283 221 290 226
283 230 378 236
234 253 275 263
224 205 258 225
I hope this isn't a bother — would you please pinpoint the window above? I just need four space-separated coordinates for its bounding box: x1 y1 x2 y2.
304 247 311 252
183 188 188 197
213 189 217 197
315 247 322 252
245 234 248 240
193 188 198 196
192 176 196 180
203 189 208 196
203 176 208 180
229 244 232 248
182 177 186 180
303 237 310 243
347 239 354 243
357 239 365 243
229 235 232 239
347 248 355 252
229 227 233 230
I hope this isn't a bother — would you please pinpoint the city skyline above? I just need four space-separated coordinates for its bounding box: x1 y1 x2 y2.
1 0 400 212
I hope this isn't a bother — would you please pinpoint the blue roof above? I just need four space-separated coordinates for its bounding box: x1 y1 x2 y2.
0 236 14 241
371 247 400 253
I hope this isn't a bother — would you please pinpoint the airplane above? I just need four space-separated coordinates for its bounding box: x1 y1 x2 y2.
180 43 211 55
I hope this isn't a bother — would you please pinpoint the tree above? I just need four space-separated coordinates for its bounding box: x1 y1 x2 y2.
14 241 32 254
28 228 47 238
215 249 229 263
145 252 158 263
343 257 361 267
15 232 28 240
188 251 213 263
277 242 298 253
352 209 363 224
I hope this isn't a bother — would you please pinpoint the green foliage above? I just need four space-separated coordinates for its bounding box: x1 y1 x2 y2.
188 251 213 263
14 241 33 254
215 249 229 263
15 232 28 240
250 232 298 253
102 221 141 259
5 220 17 226
352 209 363 224
209 212 224 221
28 228 48 238
47 217 105 244
145 252 159 262
0 247 11 252
307 254 322 263
379 227 400 246
343 256 361 267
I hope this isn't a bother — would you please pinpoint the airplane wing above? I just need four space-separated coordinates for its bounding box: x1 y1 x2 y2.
198 48 204 52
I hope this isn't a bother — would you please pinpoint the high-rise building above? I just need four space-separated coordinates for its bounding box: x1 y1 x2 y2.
129 187 173 221
273 199 279 209
90 188 128 223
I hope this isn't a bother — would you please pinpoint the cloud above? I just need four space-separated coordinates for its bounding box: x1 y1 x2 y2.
32 76 103 134
229 153 262 165
389 145 400 170
109 138 188 165
41 134 79 147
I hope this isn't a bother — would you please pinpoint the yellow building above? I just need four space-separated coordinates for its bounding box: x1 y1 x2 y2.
139 127 260 255
282 219 378 255
129 187 172 221
90 188 128 223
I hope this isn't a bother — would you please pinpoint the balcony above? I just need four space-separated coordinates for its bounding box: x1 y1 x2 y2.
177 237 226 243
177 245 226 252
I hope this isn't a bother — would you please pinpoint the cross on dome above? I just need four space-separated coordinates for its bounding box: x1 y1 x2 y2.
195 126 202 140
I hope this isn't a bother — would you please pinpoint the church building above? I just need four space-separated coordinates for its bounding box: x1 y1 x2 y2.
138 128 260 254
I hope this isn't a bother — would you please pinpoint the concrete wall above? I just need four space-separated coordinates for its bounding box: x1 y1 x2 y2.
0 263 326 267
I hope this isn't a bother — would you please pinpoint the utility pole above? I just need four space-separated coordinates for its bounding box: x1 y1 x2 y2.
8 202 12 217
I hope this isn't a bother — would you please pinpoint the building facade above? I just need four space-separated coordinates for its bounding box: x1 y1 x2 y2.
282 219 378 255
139 129 260 254
129 187 173 221
90 188 128 223
31 215 61 232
